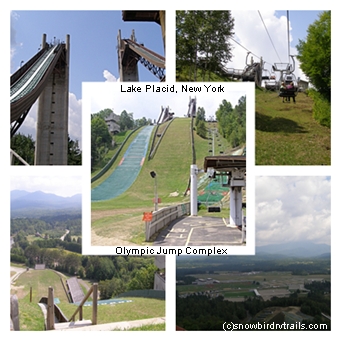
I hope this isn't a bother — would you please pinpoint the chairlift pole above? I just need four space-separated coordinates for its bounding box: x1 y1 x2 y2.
190 165 198 216
287 11 290 64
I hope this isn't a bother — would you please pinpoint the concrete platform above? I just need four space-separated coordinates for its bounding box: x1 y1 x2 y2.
153 215 245 247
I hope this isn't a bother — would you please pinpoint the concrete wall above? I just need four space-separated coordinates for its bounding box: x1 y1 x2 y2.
154 272 165 291
145 203 190 241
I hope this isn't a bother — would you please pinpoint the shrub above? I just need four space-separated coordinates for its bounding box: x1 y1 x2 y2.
308 89 331 128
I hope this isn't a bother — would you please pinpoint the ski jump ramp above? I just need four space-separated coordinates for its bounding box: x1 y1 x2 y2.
91 125 154 202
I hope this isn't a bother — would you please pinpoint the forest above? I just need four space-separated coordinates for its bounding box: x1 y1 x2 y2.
176 255 331 279
11 213 82 236
176 283 331 331
215 96 246 148
176 255 330 330
11 210 82 265
11 133 82 165
193 95 246 150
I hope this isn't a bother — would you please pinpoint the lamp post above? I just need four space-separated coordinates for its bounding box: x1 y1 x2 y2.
150 171 158 211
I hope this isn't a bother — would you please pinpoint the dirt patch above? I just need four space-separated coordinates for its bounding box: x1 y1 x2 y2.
91 207 151 222
91 207 153 246
11 286 26 299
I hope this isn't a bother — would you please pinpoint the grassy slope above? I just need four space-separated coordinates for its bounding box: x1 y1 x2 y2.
92 118 202 210
11 268 165 331
256 89 330 165
91 118 222 245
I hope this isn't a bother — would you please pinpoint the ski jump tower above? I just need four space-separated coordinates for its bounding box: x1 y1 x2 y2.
35 34 70 165
10 34 70 165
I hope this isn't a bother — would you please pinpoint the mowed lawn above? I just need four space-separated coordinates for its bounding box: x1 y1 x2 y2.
11 268 165 331
256 89 330 165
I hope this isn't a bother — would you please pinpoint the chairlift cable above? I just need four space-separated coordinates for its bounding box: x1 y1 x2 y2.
230 37 261 60
258 11 282 62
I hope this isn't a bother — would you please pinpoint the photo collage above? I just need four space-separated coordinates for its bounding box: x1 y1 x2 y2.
9 6 334 337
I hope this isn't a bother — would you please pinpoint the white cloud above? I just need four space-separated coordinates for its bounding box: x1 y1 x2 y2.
103 70 118 82
11 174 82 197
229 10 306 82
68 92 82 147
256 176 331 246
14 92 82 149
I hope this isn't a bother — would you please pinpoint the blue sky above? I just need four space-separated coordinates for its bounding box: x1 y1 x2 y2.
11 10 165 98
10 10 164 144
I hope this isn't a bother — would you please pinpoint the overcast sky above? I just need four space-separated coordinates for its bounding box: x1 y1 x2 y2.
256 176 331 246
10 170 82 197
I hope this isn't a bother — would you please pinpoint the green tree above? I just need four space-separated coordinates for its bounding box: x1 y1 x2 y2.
24 244 41 266
176 11 234 81
135 116 148 128
127 264 157 290
119 110 134 131
93 108 114 120
195 107 206 126
176 10 200 80
296 11 331 100
196 120 207 139
10 133 35 165
68 137 82 165
11 133 82 165
91 115 112 168
215 97 246 148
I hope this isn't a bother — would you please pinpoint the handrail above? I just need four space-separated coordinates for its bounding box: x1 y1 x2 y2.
149 118 174 160
68 283 98 325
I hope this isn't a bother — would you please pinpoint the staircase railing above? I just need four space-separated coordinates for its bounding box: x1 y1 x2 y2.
68 283 98 325
45 283 98 330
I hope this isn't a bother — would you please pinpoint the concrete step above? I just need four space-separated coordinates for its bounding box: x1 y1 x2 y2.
53 320 93 330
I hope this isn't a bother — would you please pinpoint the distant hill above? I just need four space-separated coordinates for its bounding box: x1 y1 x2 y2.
256 240 331 258
11 190 81 217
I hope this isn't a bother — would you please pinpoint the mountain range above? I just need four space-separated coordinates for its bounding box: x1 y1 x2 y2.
255 240 331 258
11 190 82 217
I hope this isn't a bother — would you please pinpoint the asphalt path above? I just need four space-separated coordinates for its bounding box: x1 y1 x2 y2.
10 266 27 284
153 215 244 246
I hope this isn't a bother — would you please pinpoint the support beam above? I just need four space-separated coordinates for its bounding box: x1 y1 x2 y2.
117 29 139 81
204 155 246 227
35 34 69 165
47 286 55 330
190 164 198 216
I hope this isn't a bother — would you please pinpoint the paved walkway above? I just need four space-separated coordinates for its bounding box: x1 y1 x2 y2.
153 215 244 246
52 317 166 331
